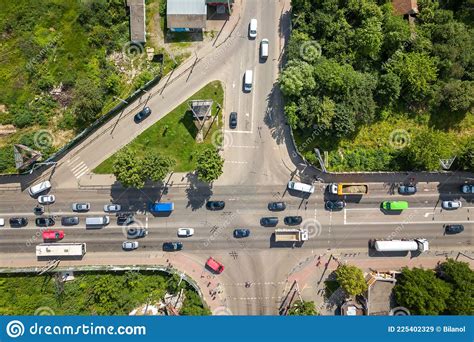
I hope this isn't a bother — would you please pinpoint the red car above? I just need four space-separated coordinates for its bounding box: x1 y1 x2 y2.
42 230 65 242
206 257 224 274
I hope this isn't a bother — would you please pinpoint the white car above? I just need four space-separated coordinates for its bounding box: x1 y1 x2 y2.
442 200 462 210
249 18 257 38
122 241 139 250
38 195 55 205
177 228 194 237
104 204 121 212
0 218 4 227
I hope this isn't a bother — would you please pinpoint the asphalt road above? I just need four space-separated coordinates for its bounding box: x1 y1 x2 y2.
1 184 472 254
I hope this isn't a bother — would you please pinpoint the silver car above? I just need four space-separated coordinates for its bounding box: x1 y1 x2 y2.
72 203 90 212
104 204 121 212
122 241 139 250
442 200 462 210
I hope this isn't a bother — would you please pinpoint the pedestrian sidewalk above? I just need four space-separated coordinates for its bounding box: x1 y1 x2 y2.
282 251 474 315
0 251 230 314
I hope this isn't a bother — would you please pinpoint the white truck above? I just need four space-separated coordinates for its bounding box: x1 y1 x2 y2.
372 239 429 253
36 243 87 258
275 228 309 242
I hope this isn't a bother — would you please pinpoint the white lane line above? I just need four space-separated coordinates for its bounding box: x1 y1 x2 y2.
344 220 473 225
70 161 86 172
74 166 90 179
345 207 474 211
344 209 347 225
225 161 248 164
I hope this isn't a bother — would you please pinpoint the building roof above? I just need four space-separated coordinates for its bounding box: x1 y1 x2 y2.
167 0 207 15
127 0 146 42
392 0 418 16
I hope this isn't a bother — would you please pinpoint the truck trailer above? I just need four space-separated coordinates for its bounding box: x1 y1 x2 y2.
274 228 309 242
372 239 429 253
329 183 368 196
36 243 87 258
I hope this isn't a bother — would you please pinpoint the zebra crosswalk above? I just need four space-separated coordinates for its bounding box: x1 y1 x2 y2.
67 156 90 179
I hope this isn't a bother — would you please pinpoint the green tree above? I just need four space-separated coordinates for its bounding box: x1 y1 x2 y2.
287 300 318 316
142 153 175 182
354 17 383 60
385 51 438 102
73 77 104 128
195 147 224 183
406 130 457 170
335 264 368 296
112 148 145 189
439 80 474 112
279 60 315 97
437 259 474 315
376 72 401 106
381 5 411 58
456 136 473 171
394 267 451 315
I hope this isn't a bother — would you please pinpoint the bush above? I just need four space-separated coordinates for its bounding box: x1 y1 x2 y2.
0 147 14 173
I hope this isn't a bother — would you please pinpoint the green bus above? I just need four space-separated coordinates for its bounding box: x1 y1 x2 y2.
382 201 409 211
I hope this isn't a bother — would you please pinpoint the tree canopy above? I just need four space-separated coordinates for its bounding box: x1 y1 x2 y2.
113 148 175 189
281 0 474 172
335 264 368 297
287 300 318 316
194 147 224 183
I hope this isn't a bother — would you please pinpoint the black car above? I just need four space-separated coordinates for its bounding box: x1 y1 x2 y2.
9 217 28 228
34 205 44 215
268 202 286 211
134 106 152 122
234 229 250 238
284 216 303 226
35 217 55 227
325 200 346 211
229 112 237 129
445 224 464 234
398 185 417 195
61 216 79 226
163 242 183 251
206 201 225 211
260 217 279 227
117 212 134 225
127 227 148 239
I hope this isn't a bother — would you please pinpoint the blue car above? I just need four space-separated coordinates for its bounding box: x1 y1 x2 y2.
134 107 152 122
233 229 250 238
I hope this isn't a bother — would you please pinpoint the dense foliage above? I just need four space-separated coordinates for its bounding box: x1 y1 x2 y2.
335 264 368 296
287 300 318 315
393 259 474 315
113 148 175 189
0 0 160 173
281 0 474 171
194 147 224 183
0 271 210 315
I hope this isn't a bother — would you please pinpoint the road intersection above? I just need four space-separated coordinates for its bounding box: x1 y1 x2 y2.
0 0 473 315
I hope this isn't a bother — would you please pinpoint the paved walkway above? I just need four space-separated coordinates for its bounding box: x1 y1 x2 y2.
282 251 474 315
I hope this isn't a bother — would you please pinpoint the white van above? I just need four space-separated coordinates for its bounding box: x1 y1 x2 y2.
249 18 257 38
288 181 315 194
28 181 51 196
244 70 253 92
85 216 110 227
260 39 269 59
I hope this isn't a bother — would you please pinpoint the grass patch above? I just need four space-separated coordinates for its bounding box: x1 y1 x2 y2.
295 111 473 172
94 81 224 174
